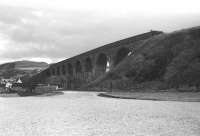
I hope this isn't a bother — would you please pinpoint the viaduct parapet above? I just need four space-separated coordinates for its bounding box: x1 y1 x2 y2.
31 30 163 89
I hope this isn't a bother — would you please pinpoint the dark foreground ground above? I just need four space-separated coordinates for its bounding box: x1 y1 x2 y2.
0 91 200 136
99 91 200 102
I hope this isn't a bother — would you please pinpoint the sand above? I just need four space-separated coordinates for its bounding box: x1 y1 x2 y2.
0 91 200 136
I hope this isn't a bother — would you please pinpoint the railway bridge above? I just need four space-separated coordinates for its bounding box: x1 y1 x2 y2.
32 31 162 89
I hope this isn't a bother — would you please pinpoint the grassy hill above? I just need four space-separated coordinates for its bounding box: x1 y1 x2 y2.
0 61 49 78
87 26 200 90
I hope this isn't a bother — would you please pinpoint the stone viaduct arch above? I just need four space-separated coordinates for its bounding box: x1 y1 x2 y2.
34 31 162 89
114 47 131 66
95 53 108 73
84 57 93 72
67 63 73 75
75 60 82 73
62 64 66 75
56 66 60 75
52 68 55 75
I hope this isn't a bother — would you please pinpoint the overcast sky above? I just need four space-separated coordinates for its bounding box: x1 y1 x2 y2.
0 0 200 64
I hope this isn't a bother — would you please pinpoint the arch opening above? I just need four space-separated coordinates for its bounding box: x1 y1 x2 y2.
96 53 108 73
75 60 82 73
46 69 51 76
114 47 130 66
67 63 73 75
85 57 93 72
52 68 55 75
56 66 60 75
62 65 66 75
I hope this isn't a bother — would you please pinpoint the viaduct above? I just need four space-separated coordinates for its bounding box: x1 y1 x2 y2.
32 30 162 89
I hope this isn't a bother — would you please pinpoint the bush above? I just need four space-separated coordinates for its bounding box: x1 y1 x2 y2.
34 85 57 94
12 87 26 92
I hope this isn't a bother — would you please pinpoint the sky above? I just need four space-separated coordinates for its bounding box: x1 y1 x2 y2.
0 0 200 64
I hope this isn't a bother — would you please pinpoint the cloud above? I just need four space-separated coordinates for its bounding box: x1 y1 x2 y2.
0 6 134 63
0 4 200 64
0 6 104 62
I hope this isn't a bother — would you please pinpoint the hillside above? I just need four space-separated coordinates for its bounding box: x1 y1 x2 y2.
0 61 49 78
87 26 200 90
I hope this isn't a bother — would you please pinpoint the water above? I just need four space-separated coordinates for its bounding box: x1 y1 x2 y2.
0 91 200 136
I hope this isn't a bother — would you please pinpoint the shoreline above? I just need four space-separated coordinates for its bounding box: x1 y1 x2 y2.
0 91 64 97
98 91 200 102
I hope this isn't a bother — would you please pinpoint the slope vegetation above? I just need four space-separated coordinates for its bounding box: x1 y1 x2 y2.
87 26 200 90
